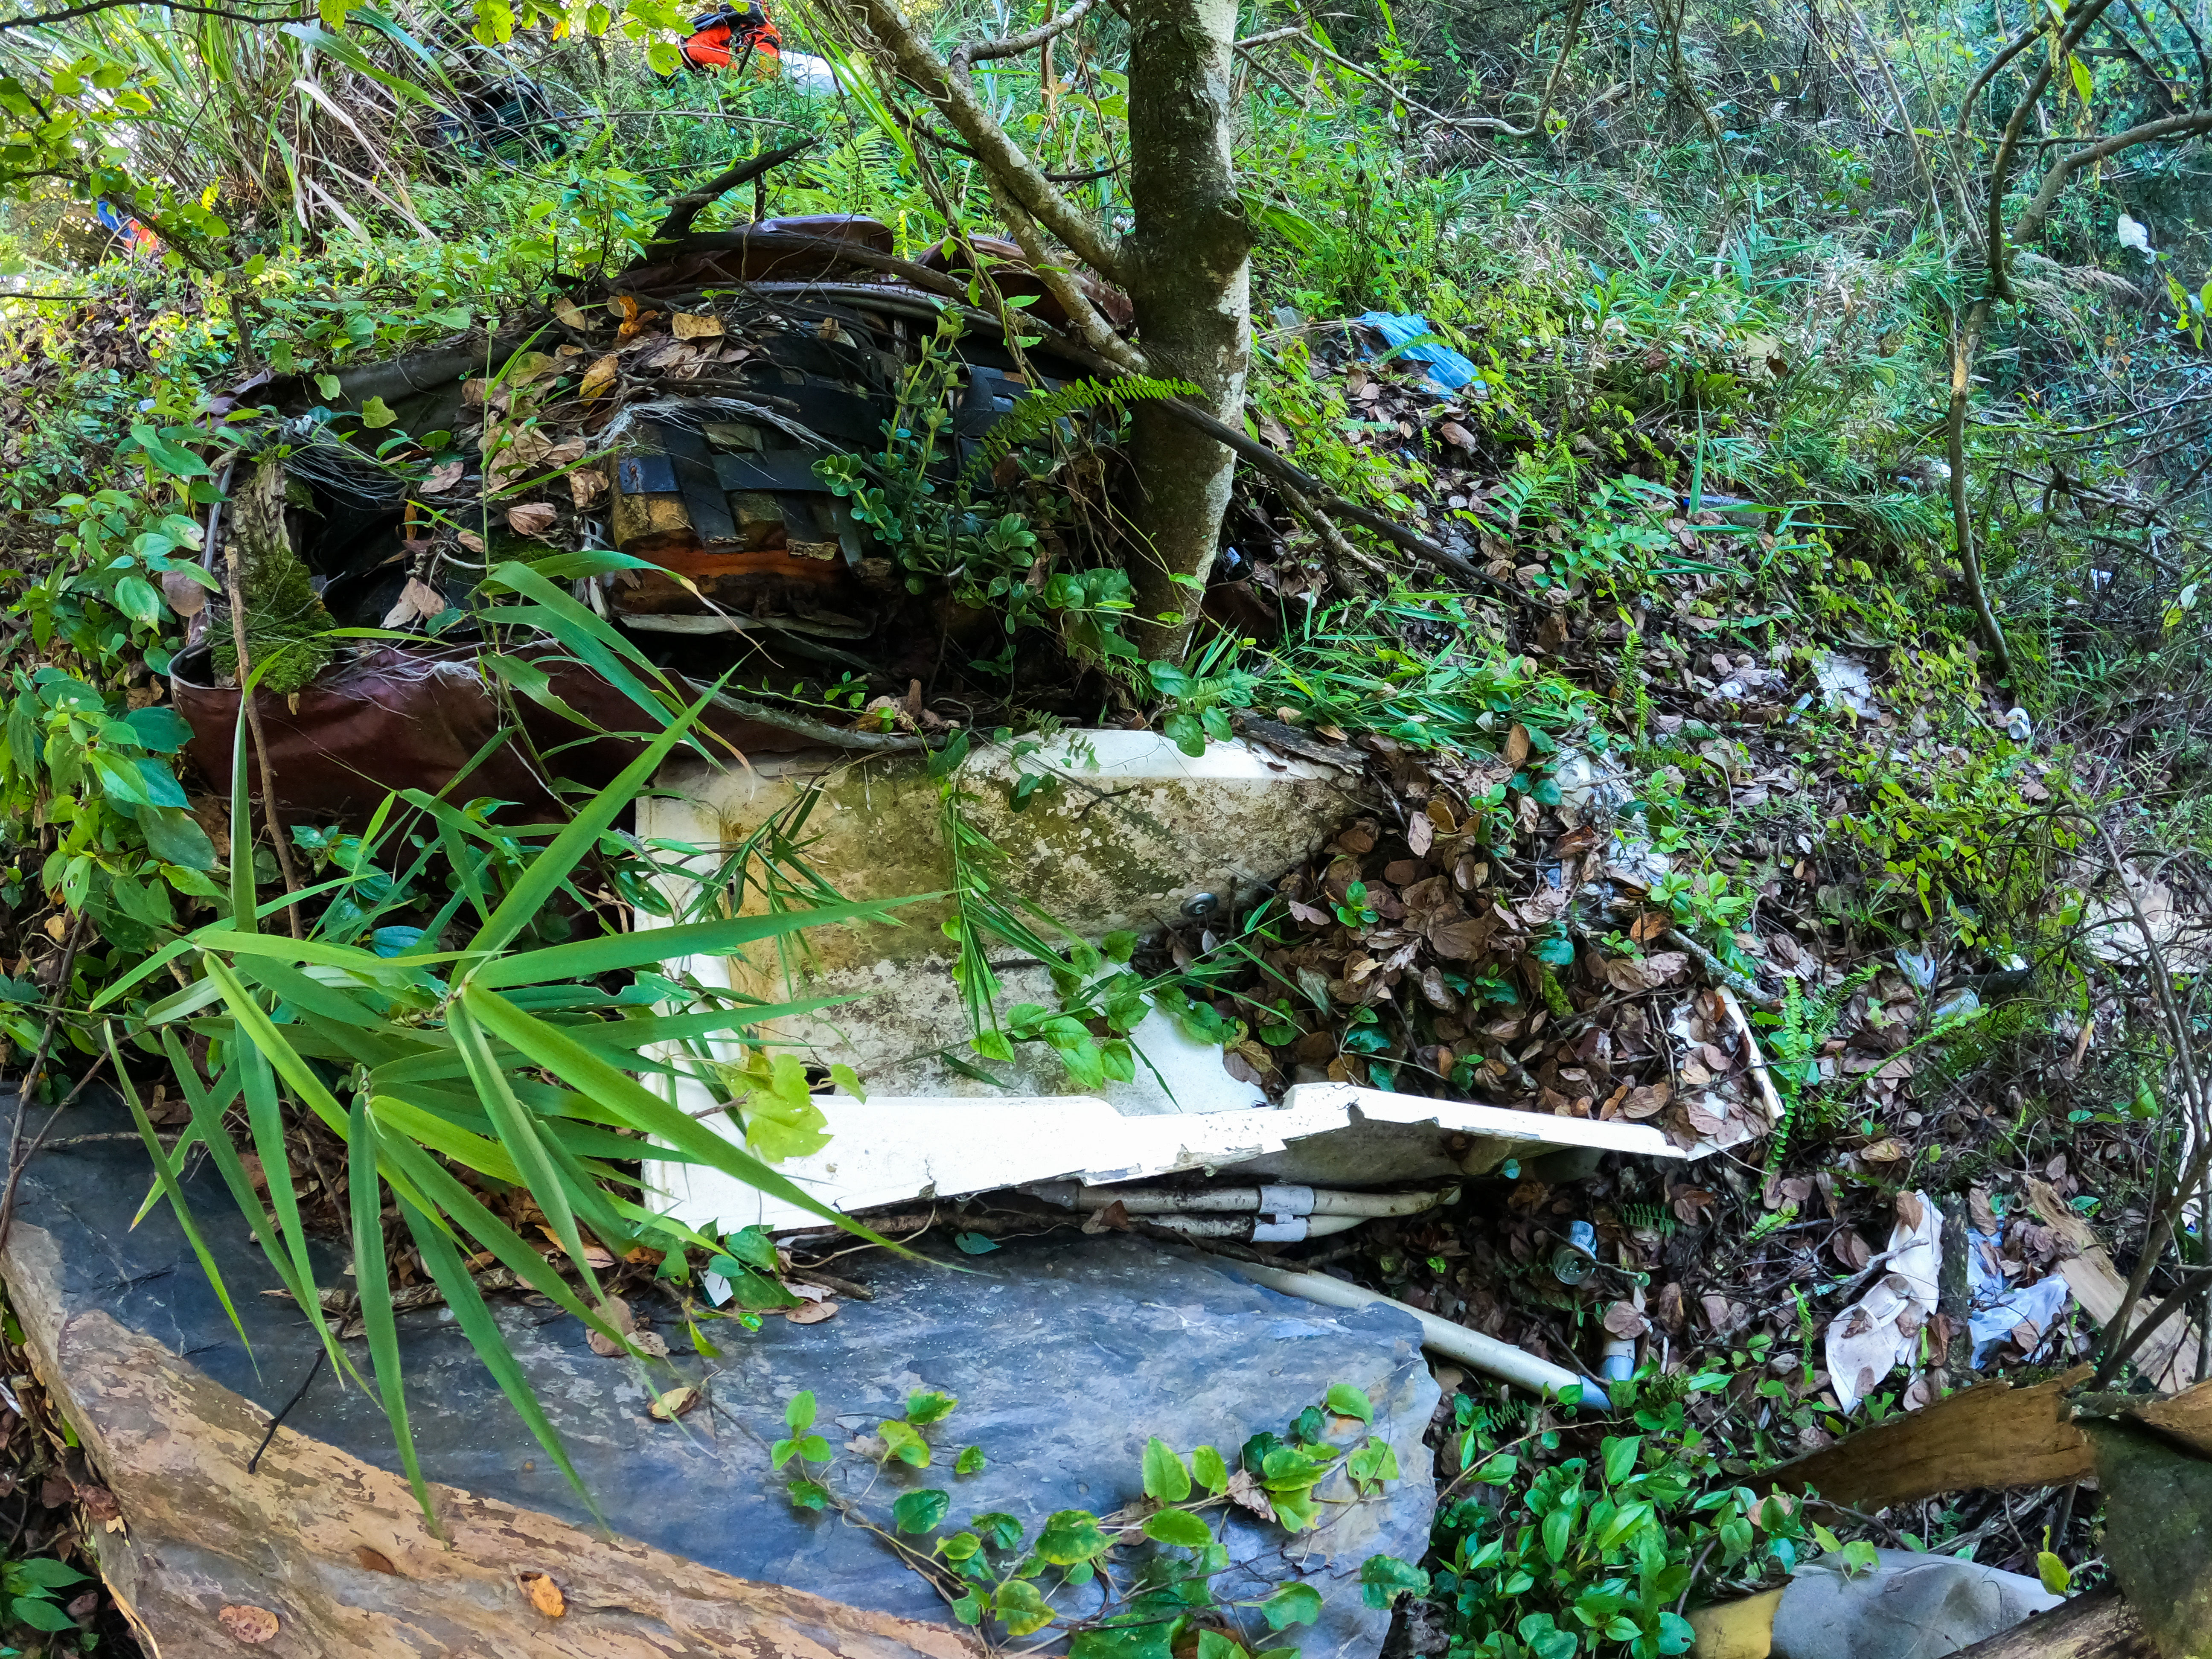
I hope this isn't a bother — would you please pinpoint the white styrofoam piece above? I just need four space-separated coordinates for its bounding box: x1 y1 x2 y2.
649 1078 1685 1234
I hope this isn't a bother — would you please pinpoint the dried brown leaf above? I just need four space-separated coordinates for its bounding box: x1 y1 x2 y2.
506 501 559 539
786 1300 839 1324
579 352 620 401
1832 1228 1872 1271
379 577 445 631
649 1386 701 1421
671 310 725 340
1602 1300 1650 1339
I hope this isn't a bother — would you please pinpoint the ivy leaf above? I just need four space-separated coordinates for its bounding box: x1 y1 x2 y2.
970 1511 1025 1551
1359 1554 1431 1609
786 1390 817 1432
1257 1582 1323 1630
1324 1382 1374 1425
892 1489 951 1534
786 1477 830 1511
1191 1444 1230 1493
994 1580 1056 1637
906 1389 959 1426
114 574 163 626
128 423 211 478
1602 1434 1643 1485
1840 1540 1880 1577
359 395 398 430
723 1226 780 1274
878 1419 931 1467
952 1231 1000 1254
1141 1508 1214 1549
1196 1632 1249 1659
1143 1436 1193 1502
1036 1509 1110 1564
955 1445 987 1476
940 1531 981 1562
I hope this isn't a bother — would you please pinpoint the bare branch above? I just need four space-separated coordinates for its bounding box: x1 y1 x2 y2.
950 0 1102 74
643 138 818 246
2015 108 2212 253
988 180 1147 372
1953 18 2045 143
830 0 1124 281
0 0 308 28
1985 0 2121 290
1238 23 1583 140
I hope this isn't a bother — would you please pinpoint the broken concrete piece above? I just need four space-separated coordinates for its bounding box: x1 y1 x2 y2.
637 728 1360 1104
654 1080 1682 1234
6 1095 1437 1659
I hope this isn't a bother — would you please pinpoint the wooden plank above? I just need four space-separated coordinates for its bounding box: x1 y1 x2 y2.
1951 1588 2154 1659
1771 1368 2094 1511
2028 1179 2201 1391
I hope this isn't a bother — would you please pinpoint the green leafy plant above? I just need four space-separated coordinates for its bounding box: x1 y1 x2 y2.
764 1380 1422 1656
1 1554 89 1636
1434 1390 1818 1659
105 655 921 1524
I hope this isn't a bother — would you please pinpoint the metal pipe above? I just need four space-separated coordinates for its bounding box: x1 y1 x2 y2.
1238 1262 1606 1402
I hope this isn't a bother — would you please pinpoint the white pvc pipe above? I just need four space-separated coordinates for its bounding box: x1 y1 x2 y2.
1147 1212 1368 1242
1048 1183 1452 1218
1238 1262 1606 1401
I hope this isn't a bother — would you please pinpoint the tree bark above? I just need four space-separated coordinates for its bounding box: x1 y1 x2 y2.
1118 0 1252 661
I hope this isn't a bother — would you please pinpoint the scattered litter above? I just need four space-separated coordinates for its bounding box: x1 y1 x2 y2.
1355 311 1479 392
1823 1191 1942 1413
1761 1549 2060 1659
1811 652 1877 719
2005 705 2033 742
1967 1229 2071 1367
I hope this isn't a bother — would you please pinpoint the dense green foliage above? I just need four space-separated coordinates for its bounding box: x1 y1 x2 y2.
2 0 2211 1646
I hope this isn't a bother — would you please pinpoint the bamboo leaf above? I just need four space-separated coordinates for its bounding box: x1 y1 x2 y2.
463 677 728 959
461 985 895 1245
447 999 602 1290
107 1023 247 1353
349 1095 439 1531
399 1194 602 1524
472 899 923 989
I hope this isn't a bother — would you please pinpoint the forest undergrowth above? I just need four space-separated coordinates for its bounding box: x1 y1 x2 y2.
0 0 2209 1652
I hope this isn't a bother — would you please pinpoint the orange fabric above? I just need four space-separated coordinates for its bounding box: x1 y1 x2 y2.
680 16 779 71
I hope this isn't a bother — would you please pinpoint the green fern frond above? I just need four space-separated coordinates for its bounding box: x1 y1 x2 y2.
958 373 1200 492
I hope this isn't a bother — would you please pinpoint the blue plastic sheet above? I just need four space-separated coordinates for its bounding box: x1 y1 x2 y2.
1355 310 1478 392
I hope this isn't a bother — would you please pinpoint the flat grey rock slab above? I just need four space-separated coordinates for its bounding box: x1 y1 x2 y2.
12 1094 1438 1659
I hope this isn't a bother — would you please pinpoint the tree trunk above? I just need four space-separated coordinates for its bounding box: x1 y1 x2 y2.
1119 0 1252 662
